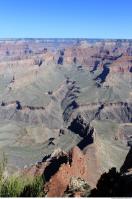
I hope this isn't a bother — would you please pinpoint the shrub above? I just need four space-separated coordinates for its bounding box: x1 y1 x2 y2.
0 176 25 197
0 175 45 197
0 153 45 197
20 176 45 197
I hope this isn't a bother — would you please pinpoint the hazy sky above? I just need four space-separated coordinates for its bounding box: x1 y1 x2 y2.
0 0 131 38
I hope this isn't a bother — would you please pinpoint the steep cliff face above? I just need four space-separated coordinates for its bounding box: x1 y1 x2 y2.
45 146 89 197
90 147 132 197
22 145 132 197
22 146 90 197
0 39 131 189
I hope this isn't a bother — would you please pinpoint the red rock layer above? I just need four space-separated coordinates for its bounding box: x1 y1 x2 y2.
45 146 89 197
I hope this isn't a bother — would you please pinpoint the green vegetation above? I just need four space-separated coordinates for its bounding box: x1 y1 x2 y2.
0 152 7 181
0 154 45 197
0 175 45 197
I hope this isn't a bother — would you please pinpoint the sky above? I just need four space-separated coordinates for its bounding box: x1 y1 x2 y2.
0 0 132 38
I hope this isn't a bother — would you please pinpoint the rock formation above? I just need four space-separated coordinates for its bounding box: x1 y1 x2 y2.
44 146 89 197
0 39 132 197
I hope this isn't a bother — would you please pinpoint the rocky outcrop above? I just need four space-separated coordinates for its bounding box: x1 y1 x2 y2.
22 146 93 196
44 146 89 197
90 147 132 197
61 79 80 122
64 177 91 197
22 145 132 197
68 114 90 137
94 63 110 87
90 167 132 197
68 114 94 149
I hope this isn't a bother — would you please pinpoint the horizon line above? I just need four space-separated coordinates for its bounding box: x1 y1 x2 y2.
0 38 132 40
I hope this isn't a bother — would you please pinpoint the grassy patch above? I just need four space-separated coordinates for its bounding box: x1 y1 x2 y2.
0 153 45 197
0 175 45 197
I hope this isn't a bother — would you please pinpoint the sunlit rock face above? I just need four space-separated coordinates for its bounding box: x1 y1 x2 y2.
44 146 89 197
0 39 131 185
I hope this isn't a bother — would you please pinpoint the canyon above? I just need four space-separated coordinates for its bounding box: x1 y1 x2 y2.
0 39 131 196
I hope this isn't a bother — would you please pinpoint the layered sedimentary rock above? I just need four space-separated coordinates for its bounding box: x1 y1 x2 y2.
0 39 131 190
23 146 90 197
